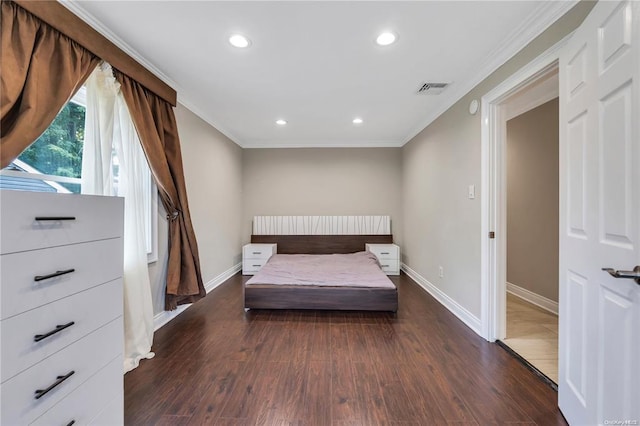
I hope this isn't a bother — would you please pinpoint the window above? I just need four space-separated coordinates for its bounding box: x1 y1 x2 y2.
1 88 86 193
0 87 158 263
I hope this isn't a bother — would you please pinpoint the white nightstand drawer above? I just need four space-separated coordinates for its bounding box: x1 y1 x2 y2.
243 259 269 275
365 244 399 260
242 244 277 259
1 317 122 426
1 279 122 382
378 260 400 275
0 191 124 255
0 238 123 320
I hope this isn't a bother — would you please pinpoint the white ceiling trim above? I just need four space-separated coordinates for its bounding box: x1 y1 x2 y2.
175 95 245 147
60 0 577 150
400 0 578 145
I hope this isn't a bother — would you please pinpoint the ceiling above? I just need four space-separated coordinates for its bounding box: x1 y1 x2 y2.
66 1 576 148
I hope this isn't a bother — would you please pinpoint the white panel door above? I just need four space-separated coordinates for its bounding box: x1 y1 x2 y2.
559 1 640 425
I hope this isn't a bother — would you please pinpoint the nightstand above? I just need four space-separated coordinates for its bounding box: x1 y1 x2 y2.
366 243 400 275
242 243 277 275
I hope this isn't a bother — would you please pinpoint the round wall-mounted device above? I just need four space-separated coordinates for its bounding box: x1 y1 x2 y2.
469 99 479 115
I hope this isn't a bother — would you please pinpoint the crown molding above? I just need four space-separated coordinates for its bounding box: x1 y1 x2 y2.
401 0 578 145
175 95 244 146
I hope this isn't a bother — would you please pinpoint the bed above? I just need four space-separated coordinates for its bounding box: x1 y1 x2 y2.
244 234 398 312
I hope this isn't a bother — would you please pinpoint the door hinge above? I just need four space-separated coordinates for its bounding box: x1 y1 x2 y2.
489 231 495 239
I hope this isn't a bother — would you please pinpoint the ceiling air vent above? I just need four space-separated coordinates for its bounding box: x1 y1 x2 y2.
417 82 449 95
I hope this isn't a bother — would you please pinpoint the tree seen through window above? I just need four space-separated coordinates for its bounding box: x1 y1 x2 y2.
17 102 85 192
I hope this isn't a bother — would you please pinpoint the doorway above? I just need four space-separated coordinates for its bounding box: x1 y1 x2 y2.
479 36 567 354
500 85 559 383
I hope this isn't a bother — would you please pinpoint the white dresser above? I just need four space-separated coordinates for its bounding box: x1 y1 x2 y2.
366 243 401 275
0 190 124 426
242 243 277 275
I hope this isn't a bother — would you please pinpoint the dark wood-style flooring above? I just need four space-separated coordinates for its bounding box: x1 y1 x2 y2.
125 273 567 425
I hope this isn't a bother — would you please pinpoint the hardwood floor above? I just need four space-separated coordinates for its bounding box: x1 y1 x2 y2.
503 293 559 383
125 273 567 425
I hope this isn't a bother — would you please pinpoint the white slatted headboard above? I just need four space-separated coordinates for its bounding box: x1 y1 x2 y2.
252 215 390 235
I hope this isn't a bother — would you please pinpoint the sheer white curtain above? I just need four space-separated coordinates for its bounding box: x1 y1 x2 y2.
81 64 115 196
82 63 155 373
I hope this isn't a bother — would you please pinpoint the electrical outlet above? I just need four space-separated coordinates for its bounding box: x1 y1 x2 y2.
439 266 444 278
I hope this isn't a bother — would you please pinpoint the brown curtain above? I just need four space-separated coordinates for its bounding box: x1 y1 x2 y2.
0 1 99 168
114 70 205 310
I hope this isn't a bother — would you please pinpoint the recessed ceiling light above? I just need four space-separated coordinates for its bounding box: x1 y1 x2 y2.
352 118 363 124
276 119 287 126
229 34 250 48
376 32 397 46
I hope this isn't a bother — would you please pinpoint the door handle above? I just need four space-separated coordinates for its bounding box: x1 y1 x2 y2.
601 266 640 285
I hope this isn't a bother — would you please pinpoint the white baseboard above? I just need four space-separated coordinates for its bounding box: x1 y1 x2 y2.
401 263 482 337
506 282 558 315
153 263 241 331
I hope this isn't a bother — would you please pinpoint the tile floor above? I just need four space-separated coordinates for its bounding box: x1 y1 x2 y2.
502 293 558 383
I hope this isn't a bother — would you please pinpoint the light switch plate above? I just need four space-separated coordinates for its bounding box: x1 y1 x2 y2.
468 184 475 199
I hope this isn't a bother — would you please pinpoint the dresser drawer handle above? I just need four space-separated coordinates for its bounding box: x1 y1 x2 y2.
34 216 76 221
34 371 74 399
380 252 390 255
381 264 390 267
252 264 262 267
34 268 75 282
66 421 76 426
34 321 75 342
252 251 262 255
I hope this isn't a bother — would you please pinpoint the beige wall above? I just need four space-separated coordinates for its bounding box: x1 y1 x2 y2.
507 99 559 302
402 2 594 319
148 103 244 314
242 148 403 246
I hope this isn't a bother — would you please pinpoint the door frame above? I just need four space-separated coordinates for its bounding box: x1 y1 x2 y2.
480 34 572 342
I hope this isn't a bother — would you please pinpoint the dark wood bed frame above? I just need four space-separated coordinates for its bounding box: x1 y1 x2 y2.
244 234 398 312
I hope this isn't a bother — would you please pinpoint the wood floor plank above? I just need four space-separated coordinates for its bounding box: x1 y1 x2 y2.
374 361 423 422
309 320 332 362
351 361 389 425
330 360 361 423
124 272 566 425
305 360 332 425
184 360 244 424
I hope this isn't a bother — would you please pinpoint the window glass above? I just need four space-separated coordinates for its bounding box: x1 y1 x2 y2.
17 101 86 193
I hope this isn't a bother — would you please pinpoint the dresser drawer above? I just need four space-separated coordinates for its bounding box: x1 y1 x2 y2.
243 244 276 259
366 244 399 260
1 317 122 426
31 355 122 426
1 279 122 382
0 238 123 319
89 391 124 426
0 191 124 255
